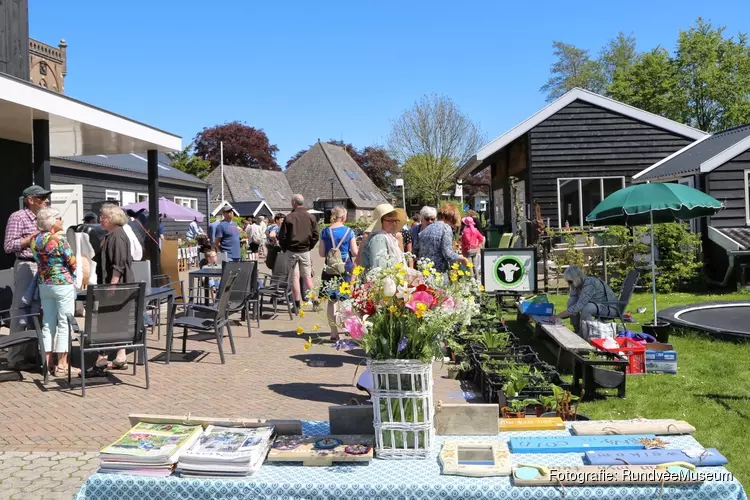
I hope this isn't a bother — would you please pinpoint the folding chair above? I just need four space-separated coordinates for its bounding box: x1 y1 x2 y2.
597 269 640 332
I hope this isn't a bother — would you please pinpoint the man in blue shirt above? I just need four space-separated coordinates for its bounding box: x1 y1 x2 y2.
214 206 241 261
207 214 221 243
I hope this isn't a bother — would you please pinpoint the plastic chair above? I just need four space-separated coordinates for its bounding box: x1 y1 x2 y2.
0 310 46 384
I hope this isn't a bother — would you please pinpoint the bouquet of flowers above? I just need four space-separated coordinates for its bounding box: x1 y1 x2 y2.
301 258 482 362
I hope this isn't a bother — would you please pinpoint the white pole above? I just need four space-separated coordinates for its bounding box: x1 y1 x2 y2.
650 210 658 325
401 183 406 211
220 141 224 203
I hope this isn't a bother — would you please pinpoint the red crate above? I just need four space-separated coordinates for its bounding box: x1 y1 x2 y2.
591 338 646 375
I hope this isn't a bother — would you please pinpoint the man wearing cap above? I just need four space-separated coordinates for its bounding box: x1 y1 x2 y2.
278 194 319 311
3 185 50 368
214 206 241 261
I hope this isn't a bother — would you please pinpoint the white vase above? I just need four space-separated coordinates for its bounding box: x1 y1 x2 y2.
368 359 434 459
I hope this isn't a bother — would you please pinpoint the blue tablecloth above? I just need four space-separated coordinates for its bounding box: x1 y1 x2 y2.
75 421 746 500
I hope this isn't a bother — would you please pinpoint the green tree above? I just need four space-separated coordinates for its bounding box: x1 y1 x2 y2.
598 32 638 88
608 47 686 121
540 41 604 101
166 144 212 179
675 18 750 131
388 94 484 206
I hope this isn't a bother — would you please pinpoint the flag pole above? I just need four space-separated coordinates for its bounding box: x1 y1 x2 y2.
220 141 224 203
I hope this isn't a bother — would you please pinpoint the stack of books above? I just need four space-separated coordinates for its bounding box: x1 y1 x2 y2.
176 425 275 477
99 422 203 477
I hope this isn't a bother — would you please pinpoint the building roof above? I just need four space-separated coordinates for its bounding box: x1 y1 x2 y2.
230 201 273 217
285 142 388 209
54 152 208 187
633 124 750 181
204 165 293 210
0 71 180 155
456 88 708 178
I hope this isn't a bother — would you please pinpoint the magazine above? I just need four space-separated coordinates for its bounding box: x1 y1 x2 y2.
177 425 274 476
100 422 203 465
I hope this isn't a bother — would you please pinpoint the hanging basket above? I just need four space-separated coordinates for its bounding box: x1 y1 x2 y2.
368 359 434 459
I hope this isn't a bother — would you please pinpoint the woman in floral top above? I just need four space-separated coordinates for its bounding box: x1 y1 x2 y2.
30 207 78 377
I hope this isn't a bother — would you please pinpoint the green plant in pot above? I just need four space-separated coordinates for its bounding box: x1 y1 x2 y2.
553 385 583 421
500 372 536 418
446 361 471 380
479 330 510 351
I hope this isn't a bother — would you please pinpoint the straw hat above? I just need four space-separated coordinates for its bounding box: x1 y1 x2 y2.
367 204 408 233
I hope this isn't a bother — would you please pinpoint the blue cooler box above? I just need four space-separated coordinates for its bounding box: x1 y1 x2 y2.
519 301 554 316
645 349 677 374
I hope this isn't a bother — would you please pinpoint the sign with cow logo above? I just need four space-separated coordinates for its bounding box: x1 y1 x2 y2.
481 248 537 294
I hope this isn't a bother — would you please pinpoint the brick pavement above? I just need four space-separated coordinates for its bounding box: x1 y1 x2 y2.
0 284 472 498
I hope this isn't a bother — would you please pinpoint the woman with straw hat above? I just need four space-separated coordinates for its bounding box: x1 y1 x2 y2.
359 204 408 271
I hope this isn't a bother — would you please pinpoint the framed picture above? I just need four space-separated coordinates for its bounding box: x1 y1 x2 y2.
481 247 537 295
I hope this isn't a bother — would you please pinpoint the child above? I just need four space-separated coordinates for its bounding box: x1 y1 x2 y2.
202 250 221 297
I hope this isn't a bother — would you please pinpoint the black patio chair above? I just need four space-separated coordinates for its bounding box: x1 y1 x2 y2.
67 282 148 397
597 269 641 332
0 310 46 384
152 273 187 337
169 271 238 364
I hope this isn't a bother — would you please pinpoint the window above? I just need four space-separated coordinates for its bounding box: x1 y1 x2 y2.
679 177 699 232
557 177 625 228
745 170 750 225
122 191 136 206
137 193 149 202
252 188 265 200
174 196 198 210
105 190 120 202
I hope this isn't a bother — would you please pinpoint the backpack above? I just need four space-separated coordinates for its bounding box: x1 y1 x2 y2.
249 225 263 245
323 227 351 276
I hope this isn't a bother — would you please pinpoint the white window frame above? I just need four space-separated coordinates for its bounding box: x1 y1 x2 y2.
557 176 626 228
744 170 750 226
137 192 149 202
105 189 120 202
679 176 700 232
121 191 136 206
174 197 198 221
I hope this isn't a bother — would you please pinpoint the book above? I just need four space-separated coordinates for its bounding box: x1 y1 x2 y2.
100 422 203 470
177 425 274 477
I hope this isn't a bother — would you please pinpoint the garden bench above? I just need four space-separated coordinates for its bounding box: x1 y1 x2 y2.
537 322 595 370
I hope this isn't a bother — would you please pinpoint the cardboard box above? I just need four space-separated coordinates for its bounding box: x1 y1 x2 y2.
645 348 677 374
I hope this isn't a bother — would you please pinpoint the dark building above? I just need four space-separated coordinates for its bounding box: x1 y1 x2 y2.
634 124 750 286
456 88 706 239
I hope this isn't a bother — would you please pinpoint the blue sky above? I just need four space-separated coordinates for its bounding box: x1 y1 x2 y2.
29 0 750 167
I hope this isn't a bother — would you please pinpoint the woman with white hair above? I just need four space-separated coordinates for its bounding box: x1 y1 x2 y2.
551 265 619 336
30 207 79 377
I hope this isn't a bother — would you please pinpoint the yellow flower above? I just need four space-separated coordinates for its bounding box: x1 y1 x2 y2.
303 337 313 350
395 262 403 270
434 273 442 281
427 262 434 268
451 262 460 270
466 262 474 269
422 270 430 277
400 280 407 287
415 303 427 319
388 305 398 313
397 270 407 279
480 285 485 292
450 272 458 283
313 324 320 331
296 326 304 335
298 309 305 318
352 266 364 277
457 270 465 277
339 282 352 295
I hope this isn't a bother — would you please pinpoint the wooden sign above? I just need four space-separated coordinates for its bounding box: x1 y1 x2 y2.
128 414 302 436
267 435 374 466
571 419 695 436
436 404 500 436
499 417 565 431
513 464 704 486
439 440 511 477
509 434 656 453
585 448 728 467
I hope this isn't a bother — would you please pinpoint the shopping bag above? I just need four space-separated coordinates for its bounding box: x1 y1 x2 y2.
582 320 618 341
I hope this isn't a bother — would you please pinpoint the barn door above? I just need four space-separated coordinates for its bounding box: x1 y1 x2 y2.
50 184 84 231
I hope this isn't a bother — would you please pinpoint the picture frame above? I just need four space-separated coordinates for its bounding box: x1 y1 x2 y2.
481 247 538 295
439 440 511 477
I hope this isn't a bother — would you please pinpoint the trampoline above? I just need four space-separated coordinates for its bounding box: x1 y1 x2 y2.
659 301 750 340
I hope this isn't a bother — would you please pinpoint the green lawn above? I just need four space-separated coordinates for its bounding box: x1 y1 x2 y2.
514 291 750 487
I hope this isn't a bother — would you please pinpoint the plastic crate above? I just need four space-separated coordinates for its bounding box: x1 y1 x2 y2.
591 338 646 375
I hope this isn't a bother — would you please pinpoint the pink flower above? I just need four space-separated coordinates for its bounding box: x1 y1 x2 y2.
406 291 436 312
344 316 365 339
441 296 456 312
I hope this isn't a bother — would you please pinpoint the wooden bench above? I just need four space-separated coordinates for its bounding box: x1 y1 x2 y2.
538 322 595 369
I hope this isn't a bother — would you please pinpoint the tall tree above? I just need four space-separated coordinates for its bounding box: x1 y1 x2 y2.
166 144 212 179
285 140 400 192
675 18 750 131
460 167 492 200
541 41 604 101
389 94 484 206
608 47 686 122
598 32 638 88
193 121 280 171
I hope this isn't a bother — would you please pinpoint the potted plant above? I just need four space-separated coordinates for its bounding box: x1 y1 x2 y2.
539 385 588 421
446 361 471 380
501 398 540 418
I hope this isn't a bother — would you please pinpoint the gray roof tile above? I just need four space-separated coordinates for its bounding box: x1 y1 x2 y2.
637 124 750 181
54 152 208 185
204 165 294 211
717 227 750 250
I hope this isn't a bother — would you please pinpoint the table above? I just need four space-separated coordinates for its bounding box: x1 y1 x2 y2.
75 421 747 500
188 268 222 305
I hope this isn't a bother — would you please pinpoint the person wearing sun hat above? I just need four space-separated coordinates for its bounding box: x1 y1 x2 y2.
360 203 408 271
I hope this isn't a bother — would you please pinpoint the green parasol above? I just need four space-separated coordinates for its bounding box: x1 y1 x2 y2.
586 182 723 325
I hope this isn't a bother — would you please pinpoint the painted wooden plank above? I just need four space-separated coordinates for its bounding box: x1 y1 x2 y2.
571 420 695 436
508 434 656 453
584 448 728 467
499 417 565 431
540 323 594 351
513 465 704 486
435 403 500 436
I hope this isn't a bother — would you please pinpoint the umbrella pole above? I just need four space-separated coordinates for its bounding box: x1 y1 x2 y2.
650 210 658 325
